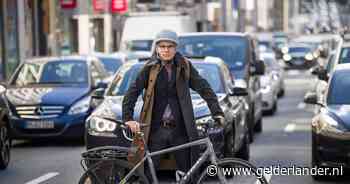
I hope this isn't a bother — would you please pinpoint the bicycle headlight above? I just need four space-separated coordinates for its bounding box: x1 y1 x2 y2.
68 96 91 115
90 117 117 132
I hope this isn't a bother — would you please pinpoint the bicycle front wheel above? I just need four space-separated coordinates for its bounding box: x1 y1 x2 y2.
79 159 149 184
198 158 269 184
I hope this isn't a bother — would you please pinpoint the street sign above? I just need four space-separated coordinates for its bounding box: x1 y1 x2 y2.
111 0 128 13
93 0 108 12
60 0 77 9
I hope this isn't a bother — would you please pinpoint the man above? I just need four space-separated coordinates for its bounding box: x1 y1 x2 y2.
122 30 224 181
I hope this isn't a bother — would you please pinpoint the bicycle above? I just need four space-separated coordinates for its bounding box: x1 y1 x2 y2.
79 121 269 184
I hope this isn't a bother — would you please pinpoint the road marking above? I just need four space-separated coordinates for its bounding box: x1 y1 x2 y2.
297 102 306 109
284 124 296 133
255 173 272 184
25 172 59 184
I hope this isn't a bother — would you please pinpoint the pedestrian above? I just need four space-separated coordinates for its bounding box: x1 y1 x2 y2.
122 29 225 182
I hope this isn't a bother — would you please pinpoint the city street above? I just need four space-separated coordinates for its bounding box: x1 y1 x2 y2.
0 70 348 184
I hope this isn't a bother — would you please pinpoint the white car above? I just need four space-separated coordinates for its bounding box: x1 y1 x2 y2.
260 52 284 115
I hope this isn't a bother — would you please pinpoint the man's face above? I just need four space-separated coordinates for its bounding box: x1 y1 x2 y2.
156 41 177 61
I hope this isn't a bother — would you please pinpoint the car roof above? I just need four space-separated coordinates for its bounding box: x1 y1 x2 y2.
126 56 226 68
25 55 93 64
341 42 350 48
179 32 248 37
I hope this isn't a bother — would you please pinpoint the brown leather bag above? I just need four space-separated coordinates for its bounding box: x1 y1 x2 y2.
127 132 145 166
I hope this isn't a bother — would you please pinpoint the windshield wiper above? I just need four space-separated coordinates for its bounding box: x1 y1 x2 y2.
184 55 206 59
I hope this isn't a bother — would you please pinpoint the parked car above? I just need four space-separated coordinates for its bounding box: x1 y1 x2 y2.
304 63 350 180
85 57 250 169
0 56 109 140
178 32 265 142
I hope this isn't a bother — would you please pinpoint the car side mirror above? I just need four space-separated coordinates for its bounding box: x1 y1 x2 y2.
95 82 108 89
310 66 320 75
317 69 328 81
251 60 265 75
91 88 105 100
304 92 324 106
231 87 248 96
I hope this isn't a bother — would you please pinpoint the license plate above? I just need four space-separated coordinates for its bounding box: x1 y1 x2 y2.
26 121 54 129
294 60 304 65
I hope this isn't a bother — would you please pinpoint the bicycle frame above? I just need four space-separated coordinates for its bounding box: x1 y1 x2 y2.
120 136 228 184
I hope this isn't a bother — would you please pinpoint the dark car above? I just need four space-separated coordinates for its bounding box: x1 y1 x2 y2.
178 32 265 142
281 43 318 69
304 64 350 180
0 95 10 169
85 57 250 166
0 56 109 140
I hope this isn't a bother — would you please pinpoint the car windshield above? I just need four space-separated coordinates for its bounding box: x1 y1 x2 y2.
339 47 350 64
288 47 311 53
178 36 248 70
98 57 123 74
13 60 88 87
107 63 224 96
128 40 153 51
328 72 350 104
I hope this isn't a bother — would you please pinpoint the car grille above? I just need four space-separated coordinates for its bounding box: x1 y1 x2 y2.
15 106 65 119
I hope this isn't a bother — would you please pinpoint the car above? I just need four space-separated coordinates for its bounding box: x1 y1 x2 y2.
304 63 350 180
0 98 10 170
261 52 285 97
85 57 251 169
0 56 109 140
93 53 126 76
178 32 265 142
309 51 337 113
260 53 284 115
281 43 318 69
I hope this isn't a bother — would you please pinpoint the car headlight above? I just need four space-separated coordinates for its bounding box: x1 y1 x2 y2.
319 115 346 133
261 85 271 93
272 73 279 81
68 96 91 115
281 46 289 54
89 116 117 135
283 54 292 61
305 53 314 61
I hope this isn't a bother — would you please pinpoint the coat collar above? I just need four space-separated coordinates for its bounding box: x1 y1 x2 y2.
146 52 187 70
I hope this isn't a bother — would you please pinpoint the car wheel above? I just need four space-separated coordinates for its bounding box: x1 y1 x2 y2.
237 132 250 161
0 126 10 170
311 135 326 181
224 129 235 158
254 117 263 133
278 88 285 98
247 111 254 143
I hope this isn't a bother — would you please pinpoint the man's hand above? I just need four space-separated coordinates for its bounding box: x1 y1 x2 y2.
125 121 140 133
213 115 225 126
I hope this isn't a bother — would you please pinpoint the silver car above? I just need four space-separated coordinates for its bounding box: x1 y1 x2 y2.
260 52 285 115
